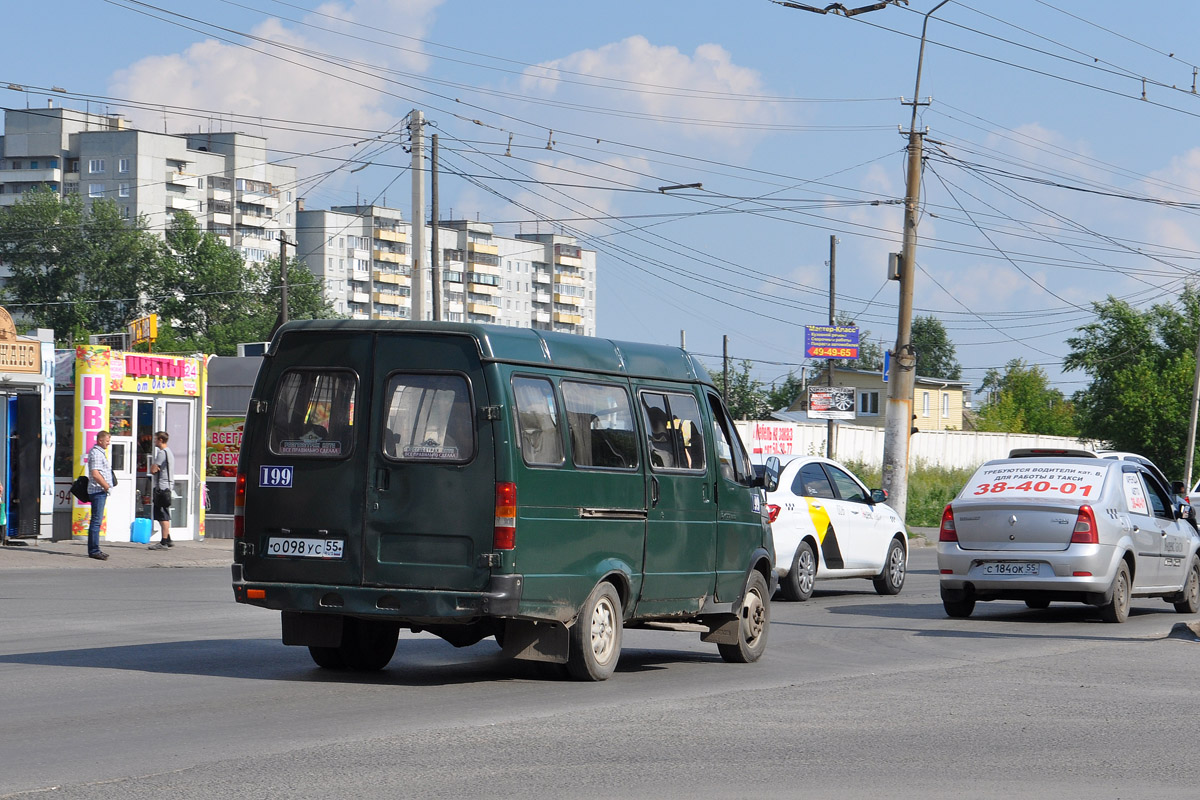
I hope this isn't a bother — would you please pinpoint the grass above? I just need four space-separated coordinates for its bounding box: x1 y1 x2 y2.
844 460 974 529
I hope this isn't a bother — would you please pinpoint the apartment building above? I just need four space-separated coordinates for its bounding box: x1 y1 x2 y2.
296 204 596 335
0 105 296 263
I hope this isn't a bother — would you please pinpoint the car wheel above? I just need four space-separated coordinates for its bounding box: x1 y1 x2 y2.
1174 555 1200 614
781 541 816 602
1025 599 1051 610
941 587 974 618
872 538 906 596
719 570 771 664
307 645 345 669
339 618 400 671
1100 561 1131 623
566 582 623 681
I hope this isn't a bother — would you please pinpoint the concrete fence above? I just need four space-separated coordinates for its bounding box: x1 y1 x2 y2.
736 420 1100 471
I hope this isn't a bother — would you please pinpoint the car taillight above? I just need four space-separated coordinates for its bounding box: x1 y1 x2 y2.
233 470 246 539
494 482 517 550
939 504 958 542
767 504 781 524
1071 505 1099 544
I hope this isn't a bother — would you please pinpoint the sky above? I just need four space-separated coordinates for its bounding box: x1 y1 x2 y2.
6 0 1200 398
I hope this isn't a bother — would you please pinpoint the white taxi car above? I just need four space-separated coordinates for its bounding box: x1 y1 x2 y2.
766 456 907 601
939 456 1200 622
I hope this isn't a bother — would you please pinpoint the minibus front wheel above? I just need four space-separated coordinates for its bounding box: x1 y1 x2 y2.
566 582 623 681
718 570 770 664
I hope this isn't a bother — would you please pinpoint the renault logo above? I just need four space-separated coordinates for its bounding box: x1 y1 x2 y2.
1009 514 1017 526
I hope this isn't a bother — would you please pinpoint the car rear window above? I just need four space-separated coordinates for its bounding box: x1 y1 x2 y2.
269 369 357 458
382 373 474 462
964 461 1108 501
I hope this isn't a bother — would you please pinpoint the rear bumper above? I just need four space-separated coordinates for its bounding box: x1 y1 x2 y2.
937 542 1120 603
231 563 522 623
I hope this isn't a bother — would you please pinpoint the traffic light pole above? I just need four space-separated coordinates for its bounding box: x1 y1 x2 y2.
880 0 950 525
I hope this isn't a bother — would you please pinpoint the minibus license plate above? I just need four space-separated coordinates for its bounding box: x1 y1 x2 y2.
265 537 344 559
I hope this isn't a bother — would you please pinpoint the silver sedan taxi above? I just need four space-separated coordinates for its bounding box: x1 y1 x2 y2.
938 456 1200 622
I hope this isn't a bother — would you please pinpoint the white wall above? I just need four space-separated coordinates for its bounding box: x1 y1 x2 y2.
736 420 1102 471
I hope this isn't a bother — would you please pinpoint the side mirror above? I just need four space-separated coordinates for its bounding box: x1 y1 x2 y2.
755 456 781 493
1178 503 1192 521
871 488 888 504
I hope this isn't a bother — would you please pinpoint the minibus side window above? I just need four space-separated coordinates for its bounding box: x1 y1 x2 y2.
269 369 357 458
561 381 638 470
382 373 474 462
708 393 751 485
512 376 564 466
641 391 705 472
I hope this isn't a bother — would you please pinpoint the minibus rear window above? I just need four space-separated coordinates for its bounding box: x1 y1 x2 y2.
269 370 357 458
382 373 475 463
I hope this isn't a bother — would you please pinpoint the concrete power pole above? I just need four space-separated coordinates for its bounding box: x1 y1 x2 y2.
827 235 837 460
409 110 427 322
880 0 950 526
431 133 442 321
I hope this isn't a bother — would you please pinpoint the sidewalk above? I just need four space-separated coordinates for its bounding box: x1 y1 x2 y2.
0 537 234 569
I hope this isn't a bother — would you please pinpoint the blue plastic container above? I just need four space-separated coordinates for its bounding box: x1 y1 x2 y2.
130 517 153 544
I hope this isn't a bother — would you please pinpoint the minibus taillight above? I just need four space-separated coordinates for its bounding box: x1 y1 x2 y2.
767 504 781 524
1071 505 1099 544
939 504 957 542
233 470 246 539
494 482 517 550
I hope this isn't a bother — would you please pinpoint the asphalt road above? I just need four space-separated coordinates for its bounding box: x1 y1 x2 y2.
2 545 1199 799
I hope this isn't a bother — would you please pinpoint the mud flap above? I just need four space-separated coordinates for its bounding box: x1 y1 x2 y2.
699 616 740 646
500 619 569 663
282 611 343 647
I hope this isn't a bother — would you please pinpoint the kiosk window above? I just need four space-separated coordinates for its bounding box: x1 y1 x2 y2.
512 376 564 466
269 370 357 458
383 373 474 462
562 381 638 470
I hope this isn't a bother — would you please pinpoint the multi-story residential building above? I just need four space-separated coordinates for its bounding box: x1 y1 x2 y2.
296 204 596 335
0 105 296 263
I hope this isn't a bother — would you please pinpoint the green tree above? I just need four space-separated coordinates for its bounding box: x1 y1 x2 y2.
0 187 160 342
911 315 961 379
1064 290 1200 478
975 359 1078 436
708 359 770 419
765 371 804 412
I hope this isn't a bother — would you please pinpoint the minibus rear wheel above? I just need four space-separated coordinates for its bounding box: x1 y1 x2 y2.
718 570 770 664
566 582 623 681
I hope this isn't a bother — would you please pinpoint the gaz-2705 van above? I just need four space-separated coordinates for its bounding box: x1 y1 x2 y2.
231 321 780 681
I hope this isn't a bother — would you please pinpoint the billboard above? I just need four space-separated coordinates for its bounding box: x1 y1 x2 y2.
808 386 856 420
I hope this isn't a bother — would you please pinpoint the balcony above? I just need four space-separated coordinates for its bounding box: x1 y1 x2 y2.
555 272 584 286
168 194 198 211
468 302 499 316
373 270 410 286
467 241 499 256
351 291 370 304
554 253 582 268
373 249 406 265
534 292 552 304
372 291 402 305
554 293 583 306
211 212 232 226
209 186 232 202
1 166 63 185
534 310 551 323
165 170 199 189
532 270 552 285
554 311 583 325
374 227 406 243
468 282 502 296
448 300 465 313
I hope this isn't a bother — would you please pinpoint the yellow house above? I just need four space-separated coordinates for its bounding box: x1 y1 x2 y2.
785 367 970 432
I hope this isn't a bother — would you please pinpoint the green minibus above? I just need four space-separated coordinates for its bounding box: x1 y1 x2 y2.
232 321 779 681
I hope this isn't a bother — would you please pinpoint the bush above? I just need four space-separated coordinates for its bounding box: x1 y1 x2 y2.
844 459 972 529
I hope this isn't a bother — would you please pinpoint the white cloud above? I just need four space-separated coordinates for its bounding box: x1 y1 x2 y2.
519 35 787 148
109 1 444 178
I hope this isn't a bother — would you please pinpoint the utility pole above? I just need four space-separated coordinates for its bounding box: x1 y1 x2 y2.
409 110 427 322
723 335 730 408
880 0 951 525
1185 330 1200 490
279 232 293 325
827 235 837 459
431 133 442 321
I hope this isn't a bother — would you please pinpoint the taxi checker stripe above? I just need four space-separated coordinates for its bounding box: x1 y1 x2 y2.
804 497 845 570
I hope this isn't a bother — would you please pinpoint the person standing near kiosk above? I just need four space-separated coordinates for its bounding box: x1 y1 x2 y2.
148 431 175 549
